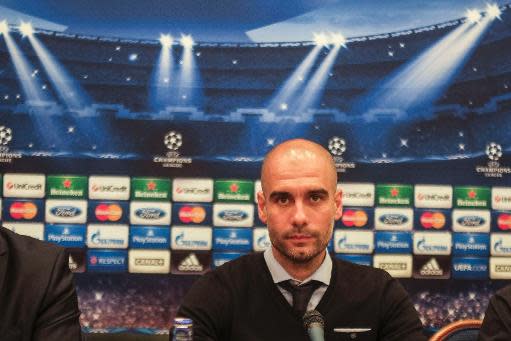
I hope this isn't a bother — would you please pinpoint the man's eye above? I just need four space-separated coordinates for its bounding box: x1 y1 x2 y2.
310 194 322 202
277 197 289 205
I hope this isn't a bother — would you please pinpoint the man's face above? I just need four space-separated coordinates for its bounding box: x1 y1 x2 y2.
257 148 342 264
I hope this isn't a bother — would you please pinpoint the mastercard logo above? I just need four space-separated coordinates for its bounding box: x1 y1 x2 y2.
95 204 123 222
179 206 206 224
498 213 511 230
9 202 38 220
420 212 446 229
341 210 368 227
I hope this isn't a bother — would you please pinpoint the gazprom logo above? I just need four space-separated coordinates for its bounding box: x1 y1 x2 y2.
87 224 128 249
171 227 212 250
491 234 511 256
334 231 373 254
413 232 451 255
253 228 270 251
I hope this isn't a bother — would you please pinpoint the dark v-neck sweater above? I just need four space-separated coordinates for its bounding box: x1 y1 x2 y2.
177 252 425 341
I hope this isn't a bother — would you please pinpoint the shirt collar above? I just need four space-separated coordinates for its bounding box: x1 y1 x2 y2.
264 247 331 286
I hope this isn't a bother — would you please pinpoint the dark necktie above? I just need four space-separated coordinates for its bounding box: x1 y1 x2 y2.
278 280 322 317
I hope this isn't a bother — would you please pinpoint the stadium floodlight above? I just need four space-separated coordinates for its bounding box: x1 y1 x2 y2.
330 32 347 47
19 21 34 37
159 34 173 48
0 20 9 35
466 9 482 23
313 32 329 46
486 4 502 19
180 34 194 48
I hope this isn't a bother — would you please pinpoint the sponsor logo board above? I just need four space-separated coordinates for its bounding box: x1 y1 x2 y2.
88 201 128 223
335 254 372 267
173 203 212 225
337 208 373 229
413 232 452 255
45 224 86 248
128 249 170 274
375 232 412 253
46 175 87 199
491 233 511 256
213 252 245 268
3 199 44 221
414 185 452 209
374 208 413 230
3 222 44 240
453 233 489 256
454 186 490 209
213 228 252 251
492 187 511 211
171 226 212 250
213 203 254 227
130 202 171 225
214 180 254 202
493 211 511 231
45 200 87 224
338 183 375 207
89 176 130 200
253 228 270 251
129 226 170 249
376 184 413 206
414 209 450 230
373 254 412 278
334 230 374 254
86 224 129 249
452 257 488 279
172 178 214 202
131 177 171 201
3 173 45 198
171 251 211 274
413 255 451 279
87 250 127 272
490 257 511 279
452 209 490 232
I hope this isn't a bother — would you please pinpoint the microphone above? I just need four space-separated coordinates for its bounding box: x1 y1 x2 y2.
303 310 325 341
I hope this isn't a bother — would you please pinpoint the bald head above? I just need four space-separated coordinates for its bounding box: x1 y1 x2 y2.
261 139 338 193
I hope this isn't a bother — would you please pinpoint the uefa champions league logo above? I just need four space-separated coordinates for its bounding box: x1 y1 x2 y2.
0 126 12 146
486 142 502 161
328 136 346 156
164 131 182 151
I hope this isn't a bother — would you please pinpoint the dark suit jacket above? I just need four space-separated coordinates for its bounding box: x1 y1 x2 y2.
0 226 82 341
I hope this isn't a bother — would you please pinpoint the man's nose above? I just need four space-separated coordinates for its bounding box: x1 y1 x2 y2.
291 201 308 227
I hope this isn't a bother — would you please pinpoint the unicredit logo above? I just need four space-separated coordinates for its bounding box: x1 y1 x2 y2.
380 214 408 225
176 187 210 194
457 216 485 227
92 185 128 192
417 194 450 201
50 206 81 217
135 208 166 220
6 182 42 190
218 210 247 222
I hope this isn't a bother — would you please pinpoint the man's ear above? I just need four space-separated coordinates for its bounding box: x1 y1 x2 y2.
334 189 343 221
257 191 268 224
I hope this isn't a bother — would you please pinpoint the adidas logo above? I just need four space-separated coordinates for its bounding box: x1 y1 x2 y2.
420 257 443 276
178 253 203 272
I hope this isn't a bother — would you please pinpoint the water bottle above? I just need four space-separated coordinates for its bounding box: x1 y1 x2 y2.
172 317 193 341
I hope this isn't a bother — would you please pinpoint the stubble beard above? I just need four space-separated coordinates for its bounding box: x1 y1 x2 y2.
269 226 332 264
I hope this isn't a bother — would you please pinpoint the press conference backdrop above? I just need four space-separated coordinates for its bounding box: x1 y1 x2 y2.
0 2 511 335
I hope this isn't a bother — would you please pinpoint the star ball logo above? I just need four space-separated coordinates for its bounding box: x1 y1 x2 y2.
327 136 355 173
0 125 13 146
164 131 182 151
486 142 502 161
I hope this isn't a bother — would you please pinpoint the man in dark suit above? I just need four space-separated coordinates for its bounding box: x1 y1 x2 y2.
177 139 425 340
0 226 82 340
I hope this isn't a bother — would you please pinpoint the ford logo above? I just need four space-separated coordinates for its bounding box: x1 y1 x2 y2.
51 206 81 217
457 216 485 227
219 210 248 221
379 214 408 225
135 208 165 220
